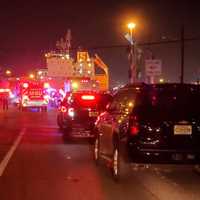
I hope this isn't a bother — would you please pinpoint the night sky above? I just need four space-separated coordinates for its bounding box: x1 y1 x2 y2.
0 0 200 86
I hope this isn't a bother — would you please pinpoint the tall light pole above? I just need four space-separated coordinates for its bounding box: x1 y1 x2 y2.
127 23 136 84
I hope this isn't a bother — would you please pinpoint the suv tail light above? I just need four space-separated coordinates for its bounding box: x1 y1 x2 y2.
129 115 139 136
130 125 139 135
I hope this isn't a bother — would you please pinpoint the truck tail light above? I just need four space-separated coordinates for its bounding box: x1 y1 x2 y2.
81 95 95 100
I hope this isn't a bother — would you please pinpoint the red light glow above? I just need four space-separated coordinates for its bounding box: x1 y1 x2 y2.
130 126 139 135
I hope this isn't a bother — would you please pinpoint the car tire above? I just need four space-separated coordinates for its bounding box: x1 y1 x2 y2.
93 136 100 165
111 145 129 181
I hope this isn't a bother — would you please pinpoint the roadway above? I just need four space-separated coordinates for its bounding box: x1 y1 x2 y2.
0 106 200 200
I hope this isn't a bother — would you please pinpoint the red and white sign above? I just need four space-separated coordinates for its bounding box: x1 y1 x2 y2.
145 59 162 77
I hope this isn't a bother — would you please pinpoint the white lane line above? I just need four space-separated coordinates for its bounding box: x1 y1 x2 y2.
0 128 26 177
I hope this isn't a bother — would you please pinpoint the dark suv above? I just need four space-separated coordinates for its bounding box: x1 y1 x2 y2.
57 91 112 138
93 83 200 180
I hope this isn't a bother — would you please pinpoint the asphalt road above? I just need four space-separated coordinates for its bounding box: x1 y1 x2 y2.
0 106 200 200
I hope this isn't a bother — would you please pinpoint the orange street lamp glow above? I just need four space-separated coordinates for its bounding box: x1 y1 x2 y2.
29 74 35 79
159 78 164 83
6 70 11 75
127 22 136 31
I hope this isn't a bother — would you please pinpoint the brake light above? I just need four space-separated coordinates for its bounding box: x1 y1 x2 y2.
81 95 95 100
130 125 139 135
130 115 139 136
68 107 75 117
61 106 67 113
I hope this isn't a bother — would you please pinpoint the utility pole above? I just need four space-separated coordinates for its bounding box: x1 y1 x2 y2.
126 23 136 84
180 25 184 84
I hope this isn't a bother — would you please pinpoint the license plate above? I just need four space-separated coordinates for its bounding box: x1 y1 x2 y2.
174 125 192 135
89 111 98 117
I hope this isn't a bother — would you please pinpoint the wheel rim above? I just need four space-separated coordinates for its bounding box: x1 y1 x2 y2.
113 149 119 176
94 138 99 161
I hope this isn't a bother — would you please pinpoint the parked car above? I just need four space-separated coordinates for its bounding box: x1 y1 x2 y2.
57 91 112 138
93 83 200 180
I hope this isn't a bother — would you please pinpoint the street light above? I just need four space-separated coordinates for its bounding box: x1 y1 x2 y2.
5 70 11 76
29 74 35 79
159 78 165 83
127 23 136 32
127 22 136 84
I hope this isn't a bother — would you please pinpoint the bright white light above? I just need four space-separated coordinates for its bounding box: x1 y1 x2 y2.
128 22 136 30
68 108 75 117
44 82 50 88
23 83 29 88
9 92 15 98
0 89 10 93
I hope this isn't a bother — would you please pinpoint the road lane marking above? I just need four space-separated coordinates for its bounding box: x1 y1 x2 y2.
0 128 26 177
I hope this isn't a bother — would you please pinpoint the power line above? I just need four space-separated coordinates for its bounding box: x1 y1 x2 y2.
0 36 199 52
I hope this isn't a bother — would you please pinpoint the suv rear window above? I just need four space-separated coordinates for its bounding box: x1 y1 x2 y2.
133 85 200 120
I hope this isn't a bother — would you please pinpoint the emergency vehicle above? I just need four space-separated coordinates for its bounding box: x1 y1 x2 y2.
0 79 11 109
19 80 49 111
0 80 11 96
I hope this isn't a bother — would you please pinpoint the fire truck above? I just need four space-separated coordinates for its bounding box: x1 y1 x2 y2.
0 79 11 108
19 80 49 111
